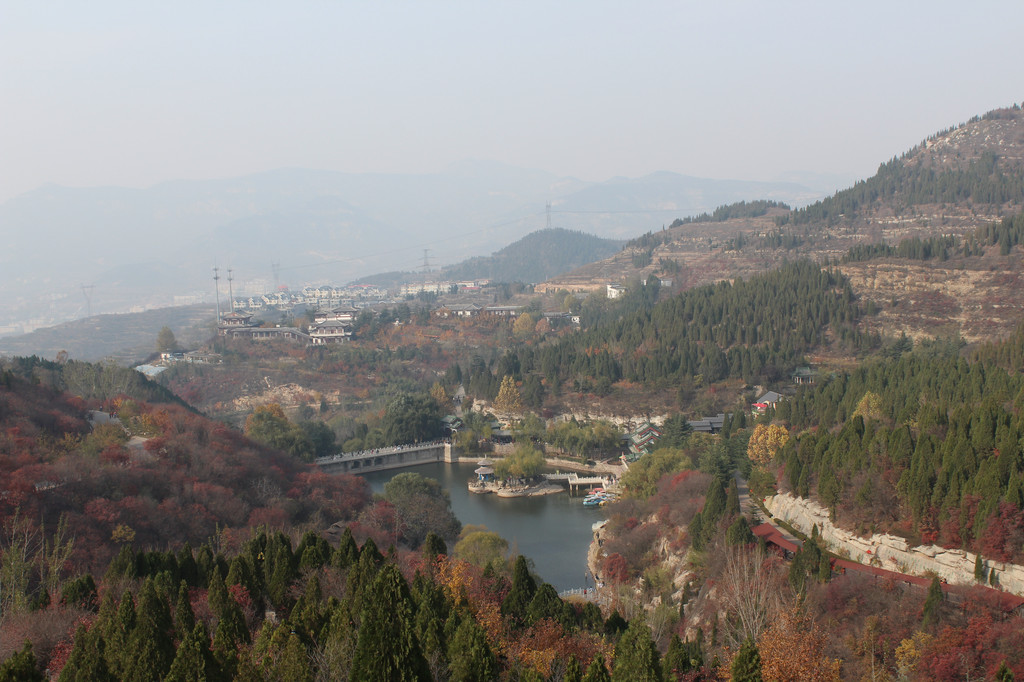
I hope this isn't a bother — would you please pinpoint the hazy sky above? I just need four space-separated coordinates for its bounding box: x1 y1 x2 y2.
2 1 1022 203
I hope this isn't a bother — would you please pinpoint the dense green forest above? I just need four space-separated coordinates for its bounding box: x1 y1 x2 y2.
458 260 876 403
772 328 1024 559
14 526 689 680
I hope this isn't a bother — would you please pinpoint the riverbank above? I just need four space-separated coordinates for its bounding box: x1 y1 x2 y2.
468 479 565 497
455 455 625 476
588 519 609 594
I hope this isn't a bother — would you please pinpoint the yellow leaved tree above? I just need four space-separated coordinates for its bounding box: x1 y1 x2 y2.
757 606 841 681
747 423 790 465
493 375 523 414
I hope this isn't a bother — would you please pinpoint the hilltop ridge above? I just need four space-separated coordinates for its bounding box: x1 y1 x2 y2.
541 103 1024 344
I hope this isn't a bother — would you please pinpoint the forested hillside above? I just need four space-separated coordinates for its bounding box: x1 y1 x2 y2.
460 260 874 404
769 327 1024 560
543 105 1024 345
37 532 676 681
0 367 370 577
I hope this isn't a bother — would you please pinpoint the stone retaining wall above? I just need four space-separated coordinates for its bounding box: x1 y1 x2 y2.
765 492 1024 595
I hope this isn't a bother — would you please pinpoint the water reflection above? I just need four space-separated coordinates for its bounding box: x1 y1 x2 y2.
358 461 605 592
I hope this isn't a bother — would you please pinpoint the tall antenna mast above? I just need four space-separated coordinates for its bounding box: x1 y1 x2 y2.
213 267 221 323
227 268 234 313
546 201 552 230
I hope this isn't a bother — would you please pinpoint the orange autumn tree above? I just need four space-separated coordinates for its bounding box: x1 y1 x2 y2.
757 606 841 681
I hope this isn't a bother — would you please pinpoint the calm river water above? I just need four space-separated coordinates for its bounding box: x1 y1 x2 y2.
358 461 605 592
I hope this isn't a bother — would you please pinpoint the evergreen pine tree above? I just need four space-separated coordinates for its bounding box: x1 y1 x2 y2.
124 579 175 682
318 600 360 681
225 556 257 598
175 580 195 636
612 616 661 681
525 582 564 626
995 660 1014 682
176 542 199 586
212 592 251 678
422 532 448 562
726 479 741 518
501 555 537 625
332 526 360 570
208 568 229 617
922 576 944 629
266 544 295 609
60 574 98 612
818 551 832 582
662 634 688 680
604 609 628 638
726 516 756 546
974 554 987 582
412 574 450 678
582 654 612 682
57 625 115 682
346 540 385 619
350 564 431 681
563 656 583 682
105 546 136 582
447 614 497 682
0 640 44 682
273 633 313 682
290 575 325 638
165 621 221 682
105 591 136 678
730 637 763 682
295 530 330 570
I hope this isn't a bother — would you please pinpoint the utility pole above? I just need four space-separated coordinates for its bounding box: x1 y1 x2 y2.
213 267 221 323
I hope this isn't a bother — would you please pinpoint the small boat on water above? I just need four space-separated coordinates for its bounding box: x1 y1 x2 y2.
583 490 617 507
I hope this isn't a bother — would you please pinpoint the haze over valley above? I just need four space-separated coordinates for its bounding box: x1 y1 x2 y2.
6 3 1024 680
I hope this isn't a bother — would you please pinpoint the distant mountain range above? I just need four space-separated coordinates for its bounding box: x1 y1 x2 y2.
0 162 822 334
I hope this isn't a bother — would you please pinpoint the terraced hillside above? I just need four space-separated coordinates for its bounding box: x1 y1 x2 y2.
541 105 1024 344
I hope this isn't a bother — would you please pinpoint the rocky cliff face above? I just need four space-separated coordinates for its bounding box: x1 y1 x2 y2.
765 492 1024 595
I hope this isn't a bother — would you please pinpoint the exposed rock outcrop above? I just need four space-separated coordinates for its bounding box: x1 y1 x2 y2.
765 492 1024 595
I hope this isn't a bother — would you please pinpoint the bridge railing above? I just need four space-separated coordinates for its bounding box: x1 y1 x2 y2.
315 439 447 465
558 587 607 603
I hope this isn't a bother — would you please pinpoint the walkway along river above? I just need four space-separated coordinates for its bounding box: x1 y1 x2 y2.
358 461 605 592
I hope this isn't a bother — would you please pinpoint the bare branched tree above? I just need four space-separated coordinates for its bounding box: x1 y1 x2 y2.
0 510 43 623
719 545 782 648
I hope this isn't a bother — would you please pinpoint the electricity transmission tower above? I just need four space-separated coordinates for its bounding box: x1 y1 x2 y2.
213 267 221 323
80 284 95 318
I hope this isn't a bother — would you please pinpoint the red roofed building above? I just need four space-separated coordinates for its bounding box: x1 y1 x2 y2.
752 523 800 557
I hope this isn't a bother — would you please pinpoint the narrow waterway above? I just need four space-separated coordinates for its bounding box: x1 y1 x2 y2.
358 461 605 592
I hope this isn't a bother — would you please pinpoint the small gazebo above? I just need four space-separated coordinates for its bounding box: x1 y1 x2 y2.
475 458 495 482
